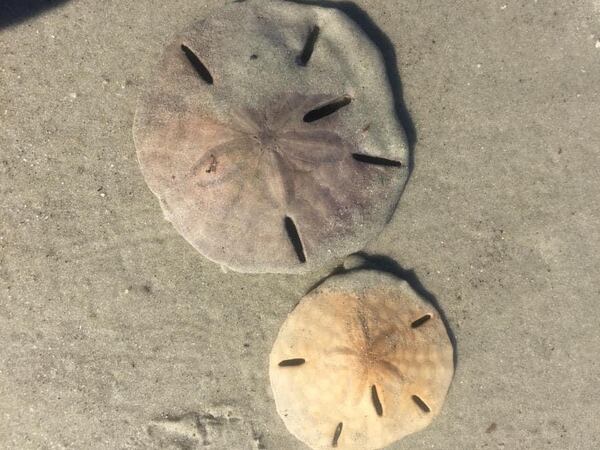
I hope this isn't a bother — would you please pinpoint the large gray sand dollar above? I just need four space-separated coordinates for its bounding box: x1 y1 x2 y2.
134 0 409 273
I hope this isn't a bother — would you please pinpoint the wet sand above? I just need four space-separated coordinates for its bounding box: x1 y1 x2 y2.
1 0 599 448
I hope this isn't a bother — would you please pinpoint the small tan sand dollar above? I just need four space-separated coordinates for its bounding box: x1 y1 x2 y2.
269 271 454 449
133 0 408 273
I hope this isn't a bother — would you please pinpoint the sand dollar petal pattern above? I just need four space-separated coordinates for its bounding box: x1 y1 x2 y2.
269 271 454 450
134 0 409 273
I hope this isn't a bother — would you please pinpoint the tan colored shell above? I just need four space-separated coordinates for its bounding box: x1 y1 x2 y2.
269 271 454 449
133 0 408 273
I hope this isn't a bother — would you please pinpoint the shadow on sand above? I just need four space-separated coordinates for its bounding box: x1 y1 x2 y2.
0 0 70 29
307 252 458 369
285 0 417 177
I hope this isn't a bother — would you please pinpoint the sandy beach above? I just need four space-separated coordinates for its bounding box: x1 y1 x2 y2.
1 0 599 448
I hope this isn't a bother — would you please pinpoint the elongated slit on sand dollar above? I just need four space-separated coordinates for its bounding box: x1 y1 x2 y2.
133 0 409 273
269 270 454 450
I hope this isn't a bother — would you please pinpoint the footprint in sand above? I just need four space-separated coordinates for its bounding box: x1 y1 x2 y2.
147 410 265 449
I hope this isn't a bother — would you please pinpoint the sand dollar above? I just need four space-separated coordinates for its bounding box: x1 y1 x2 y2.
269 271 454 449
134 0 408 273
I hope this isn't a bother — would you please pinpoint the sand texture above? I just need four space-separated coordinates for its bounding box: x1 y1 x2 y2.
1 0 600 449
